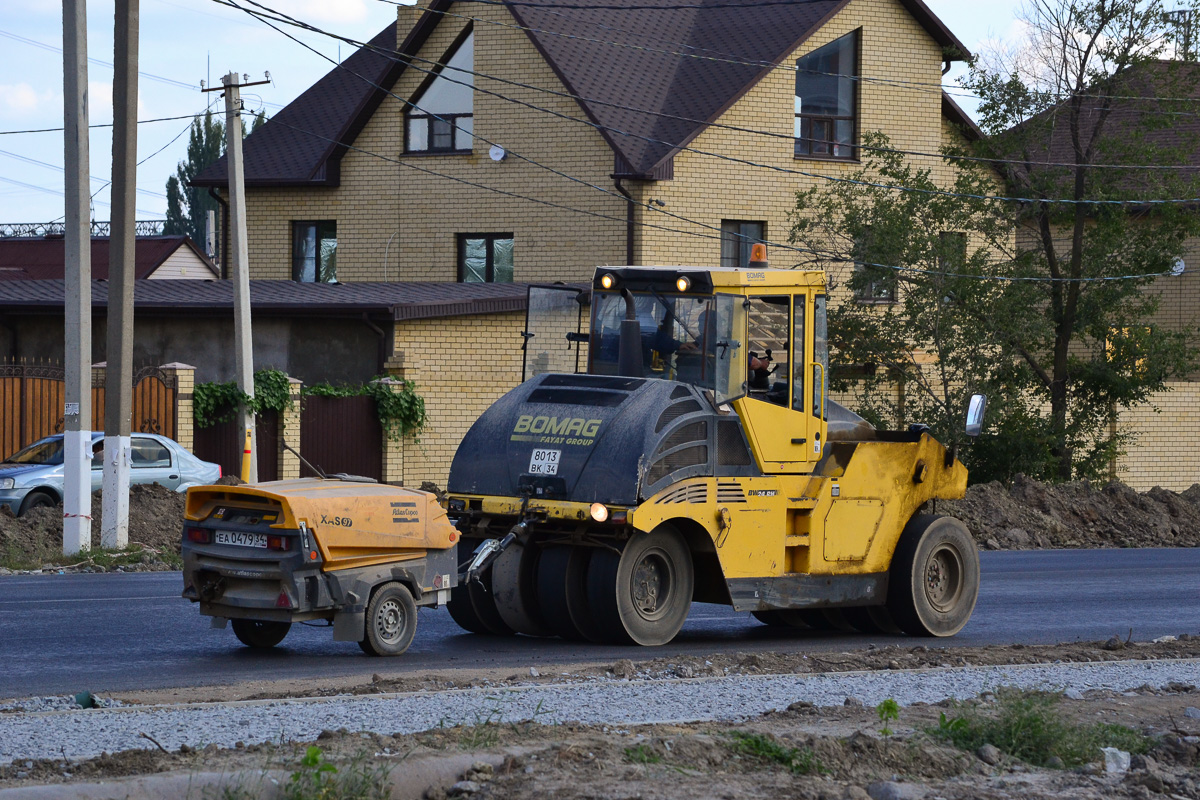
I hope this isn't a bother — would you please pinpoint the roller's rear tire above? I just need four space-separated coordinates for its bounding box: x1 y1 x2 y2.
491 539 553 636
887 515 979 637
564 546 606 643
231 619 290 649
447 542 489 634
468 569 516 636
536 545 583 639
587 525 694 646
842 605 904 635
358 582 418 657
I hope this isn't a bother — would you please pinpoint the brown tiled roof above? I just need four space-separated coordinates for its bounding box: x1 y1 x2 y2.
193 0 970 186
0 235 217 281
1003 61 1200 191
0 279 535 321
192 23 407 187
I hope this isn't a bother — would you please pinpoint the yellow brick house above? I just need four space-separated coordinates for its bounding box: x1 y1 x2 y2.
192 0 978 484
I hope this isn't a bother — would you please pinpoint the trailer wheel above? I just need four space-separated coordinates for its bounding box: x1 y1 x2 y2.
231 619 291 649
359 582 418 656
887 515 979 637
587 525 694 646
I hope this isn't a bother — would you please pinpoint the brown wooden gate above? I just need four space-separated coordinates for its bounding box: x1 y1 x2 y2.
299 395 382 480
193 411 279 482
0 361 177 459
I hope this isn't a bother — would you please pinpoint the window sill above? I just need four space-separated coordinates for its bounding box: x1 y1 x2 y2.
794 153 859 164
402 149 473 157
854 297 897 306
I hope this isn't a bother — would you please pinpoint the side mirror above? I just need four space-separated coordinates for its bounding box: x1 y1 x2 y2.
965 394 987 437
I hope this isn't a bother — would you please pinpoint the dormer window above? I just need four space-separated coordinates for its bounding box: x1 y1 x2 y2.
406 31 474 154
795 30 858 160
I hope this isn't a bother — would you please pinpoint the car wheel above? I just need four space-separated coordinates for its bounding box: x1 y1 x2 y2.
18 491 56 517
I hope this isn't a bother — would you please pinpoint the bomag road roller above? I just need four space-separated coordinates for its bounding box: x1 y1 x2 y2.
181 477 459 655
445 251 987 646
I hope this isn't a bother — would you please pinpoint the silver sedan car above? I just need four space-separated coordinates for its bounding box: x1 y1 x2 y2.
0 433 221 516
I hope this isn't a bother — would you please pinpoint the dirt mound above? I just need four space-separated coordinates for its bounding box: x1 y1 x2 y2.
942 475 1200 549
0 484 185 560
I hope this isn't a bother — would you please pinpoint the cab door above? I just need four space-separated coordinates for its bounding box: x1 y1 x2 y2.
732 292 827 472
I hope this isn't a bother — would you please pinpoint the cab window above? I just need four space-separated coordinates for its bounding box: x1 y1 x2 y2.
746 296 789 405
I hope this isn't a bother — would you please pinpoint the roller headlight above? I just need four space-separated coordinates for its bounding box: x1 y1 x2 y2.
589 502 609 522
599 273 617 290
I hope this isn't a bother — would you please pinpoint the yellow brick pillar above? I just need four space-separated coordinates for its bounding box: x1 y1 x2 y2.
159 362 196 452
280 377 302 480
377 377 406 486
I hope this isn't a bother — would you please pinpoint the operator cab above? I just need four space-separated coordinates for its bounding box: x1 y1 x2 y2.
521 249 834 472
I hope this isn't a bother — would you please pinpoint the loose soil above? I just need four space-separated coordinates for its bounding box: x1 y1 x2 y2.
3 675 1198 799
944 475 1200 550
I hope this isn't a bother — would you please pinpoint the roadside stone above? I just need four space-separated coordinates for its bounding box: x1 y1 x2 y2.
529 667 540 678
448 780 481 795
1065 688 1085 700
1046 755 1065 769
1103 636 1125 651
844 696 864 707
984 538 1001 550
843 787 871 800
1130 754 1157 772
1103 747 1131 774
423 788 448 800
316 729 335 741
1184 707 1200 719
887 660 901 670
867 780 925 800
611 659 636 679
977 744 1002 765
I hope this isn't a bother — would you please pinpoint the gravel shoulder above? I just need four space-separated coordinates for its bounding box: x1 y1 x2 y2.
1 655 1198 799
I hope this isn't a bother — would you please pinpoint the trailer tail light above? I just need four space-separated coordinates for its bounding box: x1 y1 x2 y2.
266 535 290 551
276 589 294 609
186 527 211 544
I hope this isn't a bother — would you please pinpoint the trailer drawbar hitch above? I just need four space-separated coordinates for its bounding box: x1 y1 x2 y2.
459 520 527 585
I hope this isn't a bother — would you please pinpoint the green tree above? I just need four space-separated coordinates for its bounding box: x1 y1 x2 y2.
163 108 267 246
791 0 1200 483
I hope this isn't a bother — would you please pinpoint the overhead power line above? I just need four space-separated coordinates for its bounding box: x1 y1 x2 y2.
0 28 198 90
0 148 168 200
0 175 161 216
214 0 1185 284
0 113 209 136
375 0 1200 107
229 0 1200 206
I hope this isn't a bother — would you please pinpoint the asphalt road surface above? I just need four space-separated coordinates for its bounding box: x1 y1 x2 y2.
1 549 1197 699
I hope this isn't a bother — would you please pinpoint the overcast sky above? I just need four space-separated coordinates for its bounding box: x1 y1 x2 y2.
0 0 1026 225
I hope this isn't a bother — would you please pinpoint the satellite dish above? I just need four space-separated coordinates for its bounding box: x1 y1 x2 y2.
1172 258 1186 276
488 145 507 162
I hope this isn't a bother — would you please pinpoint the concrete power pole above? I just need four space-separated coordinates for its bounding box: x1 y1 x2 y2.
220 73 257 481
62 0 93 555
102 0 139 549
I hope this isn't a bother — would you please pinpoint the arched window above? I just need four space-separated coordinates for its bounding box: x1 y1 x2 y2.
406 31 474 153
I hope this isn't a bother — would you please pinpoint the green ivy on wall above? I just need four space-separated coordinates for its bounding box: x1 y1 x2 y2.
193 368 294 429
304 378 427 441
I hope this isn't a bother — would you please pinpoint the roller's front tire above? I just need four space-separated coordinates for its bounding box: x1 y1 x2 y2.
587 525 694 646
887 515 979 637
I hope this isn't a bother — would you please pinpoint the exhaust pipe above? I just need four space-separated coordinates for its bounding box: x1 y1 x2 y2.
617 288 644 377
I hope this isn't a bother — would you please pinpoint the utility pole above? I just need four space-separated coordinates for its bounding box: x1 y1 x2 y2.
204 73 269 481
102 0 138 549
62 0 92 556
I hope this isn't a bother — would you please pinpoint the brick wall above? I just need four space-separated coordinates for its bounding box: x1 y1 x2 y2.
392 311 527 486
1114 381 1200 490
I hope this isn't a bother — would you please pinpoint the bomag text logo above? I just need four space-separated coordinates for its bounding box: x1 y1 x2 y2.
511 415 602 446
